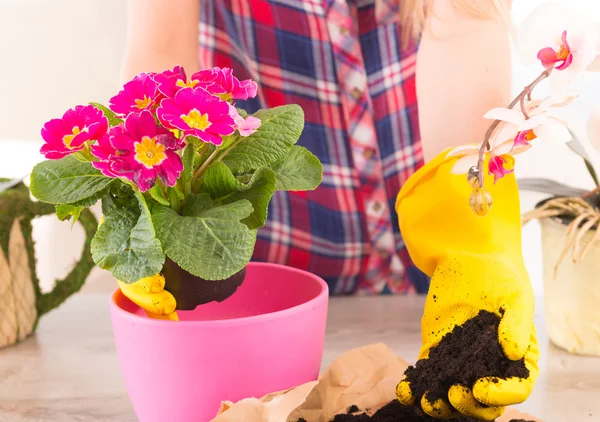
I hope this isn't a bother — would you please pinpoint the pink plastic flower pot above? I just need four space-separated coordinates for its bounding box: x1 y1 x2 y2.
109 262 329 422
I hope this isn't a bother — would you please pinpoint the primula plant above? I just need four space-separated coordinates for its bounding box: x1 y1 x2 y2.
447 2 599 216
30 66 323 284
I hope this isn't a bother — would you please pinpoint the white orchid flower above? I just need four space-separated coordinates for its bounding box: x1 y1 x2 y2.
516 2 599 95
447 94 576 182
483 100 572 151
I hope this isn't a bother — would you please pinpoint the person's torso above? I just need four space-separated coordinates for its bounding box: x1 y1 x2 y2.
198 0 428 294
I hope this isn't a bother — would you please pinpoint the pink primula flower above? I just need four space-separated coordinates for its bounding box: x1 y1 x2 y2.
194 67 258 101
40 105 108 159
153 65 205 99
91 110 183 192
228 105 261 137
157 87 235 145
154 66 258 102
109 73 160 116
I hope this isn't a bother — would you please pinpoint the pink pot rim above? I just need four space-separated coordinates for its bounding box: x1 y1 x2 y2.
110 262 329 327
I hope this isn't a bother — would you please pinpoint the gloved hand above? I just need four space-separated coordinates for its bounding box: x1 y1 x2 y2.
99 216 178 321
394 150 539 420
118 274 179 321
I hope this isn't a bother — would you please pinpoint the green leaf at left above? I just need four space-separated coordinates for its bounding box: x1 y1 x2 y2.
91 191 165 283
55 204 84 226
30 156 115 205
204 162 276 229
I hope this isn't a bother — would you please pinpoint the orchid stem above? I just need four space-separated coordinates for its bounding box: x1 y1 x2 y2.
476 68 552 187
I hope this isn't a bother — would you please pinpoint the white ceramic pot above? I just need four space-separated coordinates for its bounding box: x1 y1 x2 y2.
540 217 600 355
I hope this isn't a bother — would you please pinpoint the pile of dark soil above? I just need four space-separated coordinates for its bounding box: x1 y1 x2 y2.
403 310 529 415
297 400 534 421
297 310 534 422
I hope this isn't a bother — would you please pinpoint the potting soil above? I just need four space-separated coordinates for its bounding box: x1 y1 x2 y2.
404 310 529 410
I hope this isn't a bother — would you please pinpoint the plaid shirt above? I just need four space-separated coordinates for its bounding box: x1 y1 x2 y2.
199 0 429 294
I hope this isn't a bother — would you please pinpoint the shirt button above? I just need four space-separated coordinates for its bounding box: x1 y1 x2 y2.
363 148 374 160
372 201 382 212
351 87 362 100
378 249 389 259
340 26 350 36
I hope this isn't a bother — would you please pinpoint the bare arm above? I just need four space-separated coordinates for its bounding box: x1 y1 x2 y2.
416 0 512 162
121 0 200 82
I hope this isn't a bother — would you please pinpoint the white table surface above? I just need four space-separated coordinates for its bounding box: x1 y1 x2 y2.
1 293 599 422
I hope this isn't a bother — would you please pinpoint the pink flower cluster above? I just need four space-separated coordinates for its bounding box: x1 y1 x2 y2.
40 67 260 192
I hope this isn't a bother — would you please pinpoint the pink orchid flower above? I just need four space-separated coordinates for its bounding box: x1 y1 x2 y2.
228 105 261 136
194 67 258 101
157 87 235 145
537 30 573 70
488 154 515 183
517 2 599 95
447 143 516 184
91 110 184 192
109 73 160 116
40 105 108 159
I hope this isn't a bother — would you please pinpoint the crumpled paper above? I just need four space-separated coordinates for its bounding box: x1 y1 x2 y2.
212 343 541 422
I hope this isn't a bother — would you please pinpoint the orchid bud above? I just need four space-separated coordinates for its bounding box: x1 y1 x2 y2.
469 188 492 217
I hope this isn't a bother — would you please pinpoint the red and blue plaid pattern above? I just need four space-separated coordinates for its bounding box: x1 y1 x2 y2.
199 0 429 294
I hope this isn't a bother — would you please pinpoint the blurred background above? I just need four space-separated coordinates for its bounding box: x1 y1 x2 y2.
0 0 599 295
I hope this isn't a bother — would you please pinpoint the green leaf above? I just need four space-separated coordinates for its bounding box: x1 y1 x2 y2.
91 191 165 283
30 156 115 205
221 105 304 173
584 158 600 186
55 204 83 226
89 102 123 127
153 198 256 280
204 162 277 229
68 185 112 207
270 146 323 191
148 184 170 206
182 192 215 215
203 162 239 198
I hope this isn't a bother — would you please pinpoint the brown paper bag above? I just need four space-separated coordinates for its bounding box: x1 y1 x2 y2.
212 344 541 422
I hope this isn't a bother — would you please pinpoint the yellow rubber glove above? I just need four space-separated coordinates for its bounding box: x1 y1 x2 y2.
118 274 179 321
394 150 539 420
100 214 178 321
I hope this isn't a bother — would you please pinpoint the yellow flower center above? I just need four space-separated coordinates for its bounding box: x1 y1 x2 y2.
218 92 232 101
176 79 199 89
134 136 167 169
556 44 570 60
135 96 153 110
181 109 211 130
523 130 537 142
63 126 85 149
